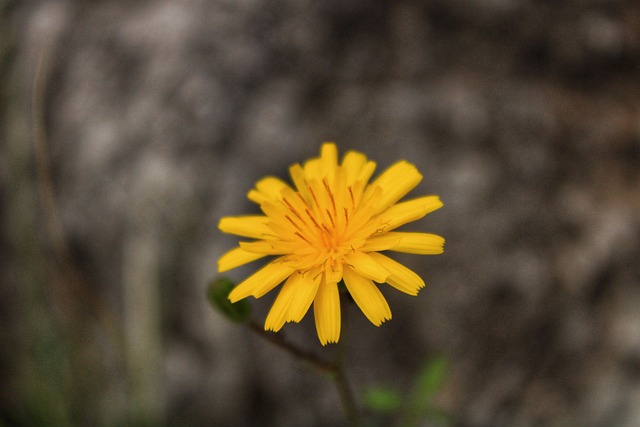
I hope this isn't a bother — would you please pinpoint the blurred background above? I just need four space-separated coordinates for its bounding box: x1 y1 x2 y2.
2 0 640 426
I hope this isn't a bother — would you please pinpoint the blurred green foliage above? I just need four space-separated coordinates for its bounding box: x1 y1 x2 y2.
206 277 252 323
363 387 403 414
364 356 451 427
411 356 447 410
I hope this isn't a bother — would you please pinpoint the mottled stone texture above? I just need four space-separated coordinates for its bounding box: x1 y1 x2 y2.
3 0 640 426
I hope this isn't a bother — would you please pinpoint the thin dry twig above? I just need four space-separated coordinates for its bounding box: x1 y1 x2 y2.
32 48 124 350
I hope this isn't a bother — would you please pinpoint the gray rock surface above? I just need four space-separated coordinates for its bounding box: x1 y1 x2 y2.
2 0 640 426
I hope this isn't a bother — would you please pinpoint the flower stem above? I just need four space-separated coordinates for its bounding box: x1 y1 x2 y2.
247 321 336 373
333 363 361 427
333 297 362 427
247 316 363 427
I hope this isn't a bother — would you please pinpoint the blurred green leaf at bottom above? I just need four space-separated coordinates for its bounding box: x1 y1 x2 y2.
206 277 251 323
404 355 449 426
363 386 402 414
414 356 447 402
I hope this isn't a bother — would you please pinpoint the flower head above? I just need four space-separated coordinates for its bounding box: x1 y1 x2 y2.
218 143 444 345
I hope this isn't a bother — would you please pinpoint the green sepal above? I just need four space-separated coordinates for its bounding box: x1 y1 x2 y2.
206 277 251 323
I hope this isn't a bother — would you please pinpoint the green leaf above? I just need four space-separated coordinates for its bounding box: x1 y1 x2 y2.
206 277 251 323
398 356 451 427
363 386 402 414
414 355 447 403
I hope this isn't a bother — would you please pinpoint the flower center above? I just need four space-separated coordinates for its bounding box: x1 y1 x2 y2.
279 178 365 271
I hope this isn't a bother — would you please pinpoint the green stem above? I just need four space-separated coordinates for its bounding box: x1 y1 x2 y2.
246 296 363 427
247 321 336 373
333 296 362 427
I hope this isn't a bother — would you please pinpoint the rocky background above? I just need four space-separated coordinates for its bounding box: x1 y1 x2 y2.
2 0 640 426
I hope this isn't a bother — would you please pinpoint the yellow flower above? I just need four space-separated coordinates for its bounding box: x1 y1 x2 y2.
218 143 444 345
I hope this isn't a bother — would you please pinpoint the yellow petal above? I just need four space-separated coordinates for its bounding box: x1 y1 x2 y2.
361 232 445 254
247 189 266 204
343 266 391 326
264 271 318 332
219 216 271 239
324 260 344 285
239 240 297 255
248 176 289 204
218 247 267 272
320 142 338 175
356 161 377 186
376 196 443 231
264 277 296 332
368 252 425 295
228 259 294 302
289 163 311 201
313 279 341 345
343 185 383 238
342 180 358 212
366 161 423 214
257 200 288 223
343 251 390 283
285 270 321 322
303 158 322 180
247 176 291 204
341 151 367 183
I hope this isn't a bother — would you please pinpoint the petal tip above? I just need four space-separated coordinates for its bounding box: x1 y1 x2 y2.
227 291 242 303
432 196 444 211
376 315 392 327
